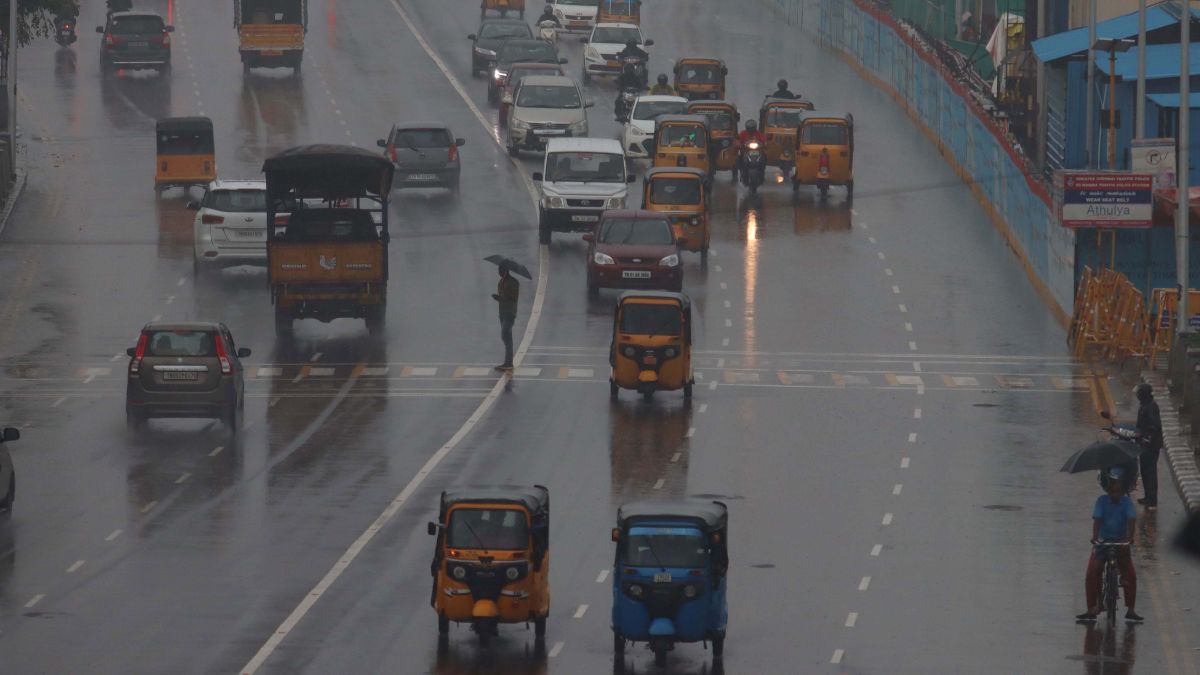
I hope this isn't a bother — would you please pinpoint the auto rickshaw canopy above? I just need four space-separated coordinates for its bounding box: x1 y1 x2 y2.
797 111 854 139
155 117 214 155
615 291 693 341
643 167 709 182
685 100 739 130
438 485 550 526
617 498 727 537
653 114 711 148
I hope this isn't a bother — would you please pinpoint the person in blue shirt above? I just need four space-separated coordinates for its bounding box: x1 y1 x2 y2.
1076 467 1142 623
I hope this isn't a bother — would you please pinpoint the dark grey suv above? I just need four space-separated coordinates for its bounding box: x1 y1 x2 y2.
97 12 173 73
377 123 466 191
125 322 250 432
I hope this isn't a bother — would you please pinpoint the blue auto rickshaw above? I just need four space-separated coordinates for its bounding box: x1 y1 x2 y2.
611 499 729 666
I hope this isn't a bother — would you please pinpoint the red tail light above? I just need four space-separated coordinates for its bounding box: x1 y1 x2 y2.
202 160 212 174
447 144 458 162
818 149 830 169
160 32 170 47
213 335 233 375
388 146 397 163
63 22 71 30
105 33 123 48
129 334 148 374
201 214 225 224
274 214 290 226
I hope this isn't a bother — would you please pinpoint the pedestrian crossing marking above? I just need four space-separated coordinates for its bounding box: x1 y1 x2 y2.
361 366 390 377
513 367 542 377
309 367 336 377
777 372 816 385
402 366 438 377
723 370 761 384
257 367 283 378
885 374 923 387
454 366 493 377
560 367 594 378
997 375 1034 388
942 375 979 387
1052 376 1089 390
834 374 871 386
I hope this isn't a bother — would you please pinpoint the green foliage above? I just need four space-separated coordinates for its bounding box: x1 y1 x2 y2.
0 0 81 47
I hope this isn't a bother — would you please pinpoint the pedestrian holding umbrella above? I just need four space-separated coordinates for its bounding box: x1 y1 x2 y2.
483 256 531 371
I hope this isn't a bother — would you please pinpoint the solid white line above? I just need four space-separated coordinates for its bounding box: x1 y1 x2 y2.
176 472 192 485
141 501 158 514
685 427 695 438
882 513 893 526
573 604 589 619
66 560 85 574
908 433 917 443
871 544 882 557
901 457 911 469
831 649 845 664
25 594 45 608
859 576 871 591
653 478 665 490
913 407 922 418
548 641 565 658
596 570 609 584
209 445 224 457
105 529 123 542
893 483 903 495
697 403 708 413
670 452 682 463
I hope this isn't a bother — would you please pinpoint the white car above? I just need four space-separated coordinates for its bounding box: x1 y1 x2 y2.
532 138 633 244
552 0 599 33
582 23 651 81
621 95 687 158
190 180 271 275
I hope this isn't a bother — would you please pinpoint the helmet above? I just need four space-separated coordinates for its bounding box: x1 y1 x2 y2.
1135 382 1153 402
777 78 789 90
545 3 553 11
657 74 668 85
745 119 758 131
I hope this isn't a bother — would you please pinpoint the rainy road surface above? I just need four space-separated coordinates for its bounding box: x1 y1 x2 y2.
0 0 1197 673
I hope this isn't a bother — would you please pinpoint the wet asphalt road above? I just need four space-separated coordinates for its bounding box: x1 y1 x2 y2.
0 0 1196 673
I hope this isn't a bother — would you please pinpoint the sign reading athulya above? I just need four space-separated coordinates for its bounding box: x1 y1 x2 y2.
1057 172 1153 228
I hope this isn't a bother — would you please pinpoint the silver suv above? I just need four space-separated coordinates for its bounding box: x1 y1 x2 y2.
507 75 592 156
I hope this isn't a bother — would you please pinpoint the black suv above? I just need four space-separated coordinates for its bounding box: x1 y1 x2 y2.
97 12 173 73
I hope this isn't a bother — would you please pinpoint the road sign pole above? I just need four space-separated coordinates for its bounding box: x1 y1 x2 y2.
1179 7 1191 333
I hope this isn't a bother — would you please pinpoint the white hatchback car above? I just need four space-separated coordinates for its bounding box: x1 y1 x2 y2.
190 180 271 275
621 95 687 158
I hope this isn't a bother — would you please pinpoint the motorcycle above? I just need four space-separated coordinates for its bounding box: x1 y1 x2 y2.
615 87 640 122
740 141 766 194
54 17 77 47
621 54 648 88
537 20 558 46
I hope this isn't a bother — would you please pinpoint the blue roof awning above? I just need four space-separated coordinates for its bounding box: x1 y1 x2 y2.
1032 4 1183 63
1095 42 1200 79
1146 92 1200 108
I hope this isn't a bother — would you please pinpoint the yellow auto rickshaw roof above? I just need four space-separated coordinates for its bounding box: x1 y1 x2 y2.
155 116 214 133
644 167 709 181
439 485 550 519
674 57 725 68
654 114 710 129
616 290 691 309
762 97 816 111
798 111 854 125
686 100 737 112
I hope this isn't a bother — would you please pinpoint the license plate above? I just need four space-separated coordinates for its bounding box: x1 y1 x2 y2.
623 270 651 279
162 371 198 381
653 572 672 583
260 50 283 56
230 230 263 239
569 20 588 27
571 214 598 222
407 173 437 180
534 128 565 136
128 41 149 48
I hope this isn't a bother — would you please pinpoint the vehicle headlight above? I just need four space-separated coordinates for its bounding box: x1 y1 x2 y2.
510 117 531 131
622 346 636 357
570 119 588 133
593 251 615 265
493 69 506 81
474 47 496 57
544 196 566 208
664 347 677 358
659 254 679 267
624 582 645 599
690 217 699 226
605 196 625 209
683 584 699 599
747 141 760 150
451 565 468 581
505 566 521 580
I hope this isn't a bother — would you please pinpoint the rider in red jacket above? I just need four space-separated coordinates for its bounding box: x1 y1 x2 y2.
736 120 767 148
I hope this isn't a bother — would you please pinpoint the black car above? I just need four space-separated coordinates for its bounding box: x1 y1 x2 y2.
97 11 173 73
468 18 532 77
489 39 566 103
125 322 251 432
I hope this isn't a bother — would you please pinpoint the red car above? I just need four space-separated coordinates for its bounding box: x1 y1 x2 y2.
584 210 682 295
500 62 566 126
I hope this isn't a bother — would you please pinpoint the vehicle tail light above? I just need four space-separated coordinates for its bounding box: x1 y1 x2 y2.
62 22 71 30
160 32 170 47
201 214 225 224
388 146 397 163
105 33 123 48
202 160 212 174
274 214 290 226
160 160 168 172
213 335 233 375
129 334 148 374
818 148 830 170
448 144 458 162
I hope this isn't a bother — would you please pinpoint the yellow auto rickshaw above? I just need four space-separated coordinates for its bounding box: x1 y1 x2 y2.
759 97 814 175
154 117 216 194
653 114 711 176
610 291 694 401
598 0 641 23
428 486 550 646
673 58 727 101
686 100 739 174
642 167 710 261
480 0 525 19
793 111 855 197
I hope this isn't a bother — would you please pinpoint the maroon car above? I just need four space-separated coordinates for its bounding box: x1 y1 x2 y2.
584 210 682 295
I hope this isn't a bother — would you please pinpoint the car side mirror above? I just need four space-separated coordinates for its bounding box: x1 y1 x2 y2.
644 39 654 46
1 428 18 442
236 347 252 358
558 57 568 64
582 233 594 242
584 98 595 108
185 201 200 210
96 26 104 33
531 171 543 181
376 139 387 148
611 527 620 542
427 522 439 536
165 25 175 32
126 347 137 357
627 174 637 183
455 138 466 147
467 33 477 41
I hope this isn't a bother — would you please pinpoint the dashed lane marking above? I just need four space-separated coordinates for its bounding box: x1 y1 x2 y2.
361 366 390 377
596 570 609 583
310 352 324 362
653 478 665 490
573 605 589 619
559 367 594 378
868 236 876 244
697 403 708 413
309 367 336 378
50 396 66 408
943 375 979 387
670 452 682 463
176 473 192 485
685 427 695 438
25 594 44 608
885 268 894 276
105 529 123 542
269 397 281 408
721 338 730 347
831 649 845 664
908 341 918 351
708 381 718 390
908 433 917 443
871 544 882 557
66 560 85 574
548 642 565 658
892 483 903 495
899 304 908 313
141 501 158 514
914 408 922 418
891 285 900 294
777 372 816 385
859 576 871 591
455 366 492 377
401 366 438 377
845 612 858 628
882 513 893 526
208 446 224 457
901 457 910 468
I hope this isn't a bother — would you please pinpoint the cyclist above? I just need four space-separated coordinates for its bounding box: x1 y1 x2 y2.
1076 466 1142 623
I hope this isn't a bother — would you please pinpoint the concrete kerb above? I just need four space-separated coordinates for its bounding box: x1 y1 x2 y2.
0 143 28 238
1144 371 1200 513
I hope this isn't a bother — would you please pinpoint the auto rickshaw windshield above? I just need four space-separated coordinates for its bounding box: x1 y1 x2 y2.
447 508 529 550
765 108 805 127
600 218 675 245
649 177 701 205
158 130 214 155
693 109 733 131
619 302 682 335
801 123 849 145
622 526 708 567
678 65 720 84
661 125 706 148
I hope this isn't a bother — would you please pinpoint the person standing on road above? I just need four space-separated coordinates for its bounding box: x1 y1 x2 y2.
1076 467 1142 623
1135 382 1163 511
493 266 519 371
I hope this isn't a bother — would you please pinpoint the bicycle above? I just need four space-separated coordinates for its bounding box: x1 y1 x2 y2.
1093 540 1131 624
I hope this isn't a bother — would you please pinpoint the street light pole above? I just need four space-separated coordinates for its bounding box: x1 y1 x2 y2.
6 0 15 180
1087 0 1097 168
1109 48 1118 168
1179 4 1191 334
1136 0 1146 139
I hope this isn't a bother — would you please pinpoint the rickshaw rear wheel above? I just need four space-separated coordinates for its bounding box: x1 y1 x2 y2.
613 632 625 653
609 380 619 401
437 614 449 635
791 179 799 194
642 389 653 402
712 631 725 657
534 615 547 636
653 643 668 667
684 381 693 400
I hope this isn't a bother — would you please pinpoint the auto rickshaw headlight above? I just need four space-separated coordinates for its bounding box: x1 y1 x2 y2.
664 347 676 358
622 346 636 358
451 565 468 581
505 566 521 581
683 584 699 599
624 582 645 599
659 254 679 268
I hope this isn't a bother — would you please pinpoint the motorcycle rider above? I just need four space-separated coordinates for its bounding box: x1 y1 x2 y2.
614 62 644 119
770 78 798 99
536 3 561 27
617 38 649 63
1076 466 1143 623
648 74 676 96
735 119 767 179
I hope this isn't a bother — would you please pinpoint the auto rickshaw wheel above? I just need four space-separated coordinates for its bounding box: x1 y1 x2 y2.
847 180 854 197
613 632 625 653
653 642 668 667
684 381 693 400
712 631 725 657
791 178 800 194
642 389 654 402
437 614 449 635
609 380 619 401
819 183 829 198
274 307 293 338
534 615 547 636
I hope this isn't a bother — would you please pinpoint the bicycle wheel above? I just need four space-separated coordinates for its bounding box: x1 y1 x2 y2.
1104 561 1119 624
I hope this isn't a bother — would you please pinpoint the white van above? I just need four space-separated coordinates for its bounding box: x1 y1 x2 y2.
532 138 635 244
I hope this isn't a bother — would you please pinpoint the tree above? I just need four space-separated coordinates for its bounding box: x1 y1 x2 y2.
0 0 81 48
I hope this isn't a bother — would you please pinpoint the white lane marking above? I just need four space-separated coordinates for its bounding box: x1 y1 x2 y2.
565 368 593 378
891 285 901 294
899 304 908 313
893 484 903 495
698 403 708 413
361 366 391 377
653 478 665 490
177 277 186 286
905 322 913 332
878 252 886 260
716 358 726 368
176 472 192 485
152 314 161 322
858 576 871 591
66 560 85 574
573 604 589 619
25 594 45 608
901 457 911 469
851 209 859 216
165 295 175 305
694 371 704 381
257 367 283 378
831 649 845 664
709 249 717 256
308 367 336 377
141 501 158 514
720 281 727 290
50 396 66 408
724 319 732 327
723 300 731 308
912 361 922 373
209 445 224 457
110 353 123 362
882 513 893 526
596 570 609 584
105 529 123 542
269 396 281 408
871 544 883 557
868 236 877 244
908 433 917 443
909 341 918 351
845 612 858 628
310 352 323 362
685 427 695 438
708 381 718 390
913 408 922 419
917 383 925 395
715 265 723 272
885 268 894 276
670 452 682 463
548 641 565 658
721 338 730 347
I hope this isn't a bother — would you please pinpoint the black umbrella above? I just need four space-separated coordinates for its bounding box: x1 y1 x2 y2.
1060 440 1143 474
483 255 532 280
